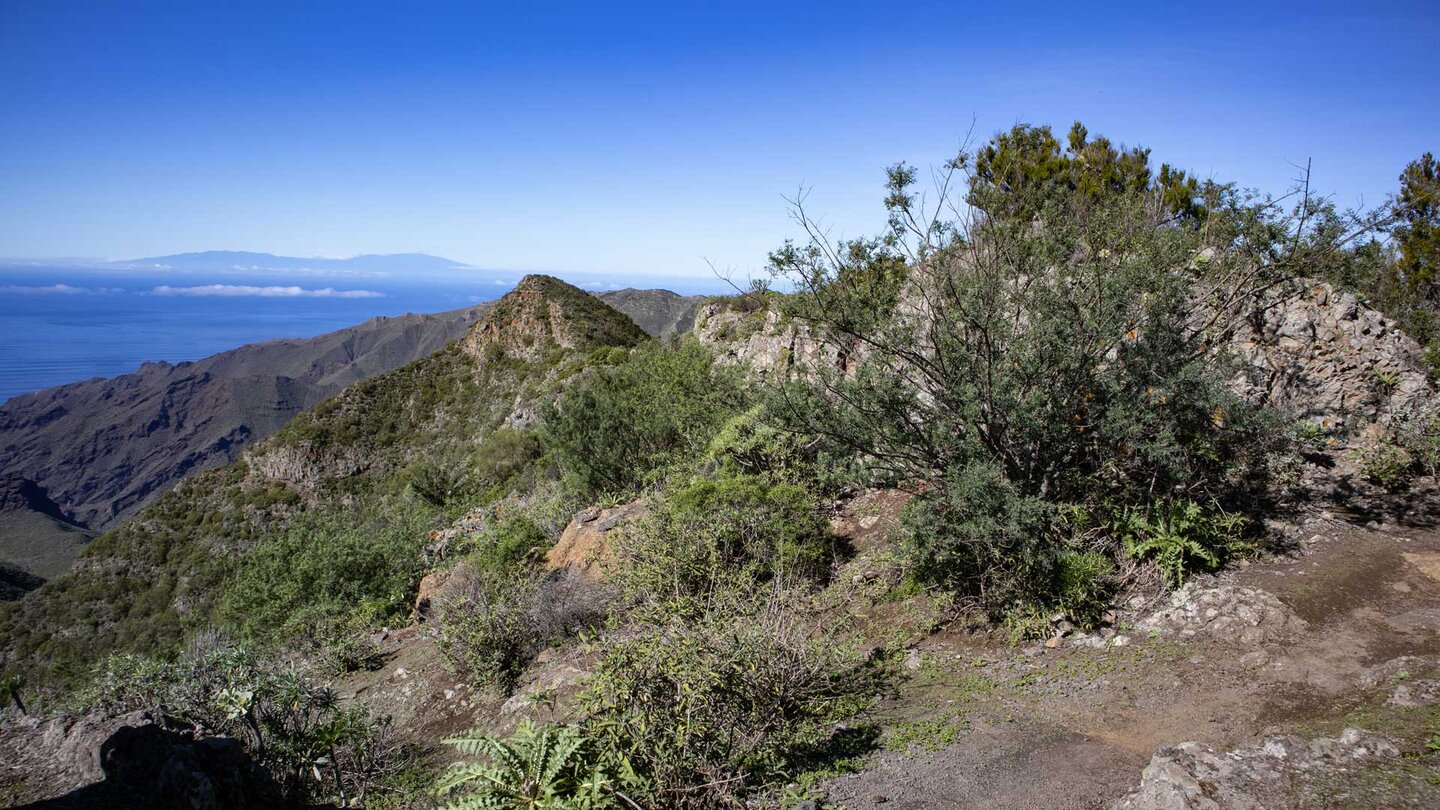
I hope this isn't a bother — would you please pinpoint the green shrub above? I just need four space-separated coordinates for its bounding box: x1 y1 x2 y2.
82 646 415 807
314 611 385 676
1054 551 1115 628
217 500 434 646
469 428 545 497
610 473 833 617
901 463 1058 614
1395 403 1440 479
1353 441 1416 490
580 595 882 808
541 341 748 498
467 513 550 573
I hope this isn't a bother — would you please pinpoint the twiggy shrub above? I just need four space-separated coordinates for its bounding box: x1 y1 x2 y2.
580 592 883 808
608 473 833 618
434 567 609 694
767 124 1295 616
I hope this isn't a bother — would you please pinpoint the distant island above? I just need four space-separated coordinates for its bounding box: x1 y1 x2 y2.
111 250 475 274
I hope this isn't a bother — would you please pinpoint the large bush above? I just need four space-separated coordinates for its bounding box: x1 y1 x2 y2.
217 499 434 646
768 123 1299 614
541 340 749 498
579 592 881 808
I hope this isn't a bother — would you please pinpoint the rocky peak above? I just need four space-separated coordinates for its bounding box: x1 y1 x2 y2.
462 274 647 363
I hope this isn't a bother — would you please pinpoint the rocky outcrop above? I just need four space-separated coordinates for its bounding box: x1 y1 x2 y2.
1 710 278 808
461 275 647 365
1112 728 1401 810
693 303 855 379
545 501 649 578
1137 584 1308 644
697 279 1435 443
244 442 369 488
829 487 913 555
1227 280 1434 433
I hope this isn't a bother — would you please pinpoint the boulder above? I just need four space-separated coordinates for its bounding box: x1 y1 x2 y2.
1137 584 1307 644
829 488 913 554
1113 728 1401 810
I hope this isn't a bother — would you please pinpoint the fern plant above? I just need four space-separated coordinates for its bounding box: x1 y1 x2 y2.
437 721 625 810
1117 499 1231 587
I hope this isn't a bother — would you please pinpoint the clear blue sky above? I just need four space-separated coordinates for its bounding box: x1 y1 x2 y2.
1 0 1436 281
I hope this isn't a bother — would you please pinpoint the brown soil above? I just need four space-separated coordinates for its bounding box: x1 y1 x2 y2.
819 513 1440 809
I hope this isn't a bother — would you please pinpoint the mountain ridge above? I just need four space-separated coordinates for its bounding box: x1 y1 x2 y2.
0 274 651 685
0 284 699 595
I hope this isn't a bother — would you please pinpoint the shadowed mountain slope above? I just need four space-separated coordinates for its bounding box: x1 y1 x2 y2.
0 305 490 536
0 474 91 599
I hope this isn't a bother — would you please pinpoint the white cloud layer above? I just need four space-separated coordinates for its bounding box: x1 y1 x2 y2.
0 283 121 295
149 284 385 298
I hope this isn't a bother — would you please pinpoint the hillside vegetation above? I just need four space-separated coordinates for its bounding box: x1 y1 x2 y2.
2 126 1439 809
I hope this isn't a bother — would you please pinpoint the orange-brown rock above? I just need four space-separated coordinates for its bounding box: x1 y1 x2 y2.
544 500 648 579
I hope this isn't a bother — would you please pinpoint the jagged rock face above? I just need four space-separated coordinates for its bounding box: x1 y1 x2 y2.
243 443 369 488
1227 281 1434 432
693 303 856 379
1112 728 1401 810
1137 584 1308 644
695 279 1436 440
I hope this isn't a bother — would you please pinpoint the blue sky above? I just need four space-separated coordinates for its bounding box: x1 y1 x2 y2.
1 1 1436 283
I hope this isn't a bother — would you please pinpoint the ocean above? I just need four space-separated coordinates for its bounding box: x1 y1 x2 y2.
0 266 506 403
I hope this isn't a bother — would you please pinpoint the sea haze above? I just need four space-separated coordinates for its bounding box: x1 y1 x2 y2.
0 264 506 403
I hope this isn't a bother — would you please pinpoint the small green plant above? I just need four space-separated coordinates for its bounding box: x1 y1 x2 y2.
437 721 627 810
1395 403 1440 479
1352 441 1416 490
0 674 25 715
1054 551 1115 628
1117 500 1243 587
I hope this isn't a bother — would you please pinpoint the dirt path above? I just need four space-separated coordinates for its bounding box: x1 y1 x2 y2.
820 515 1440 809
